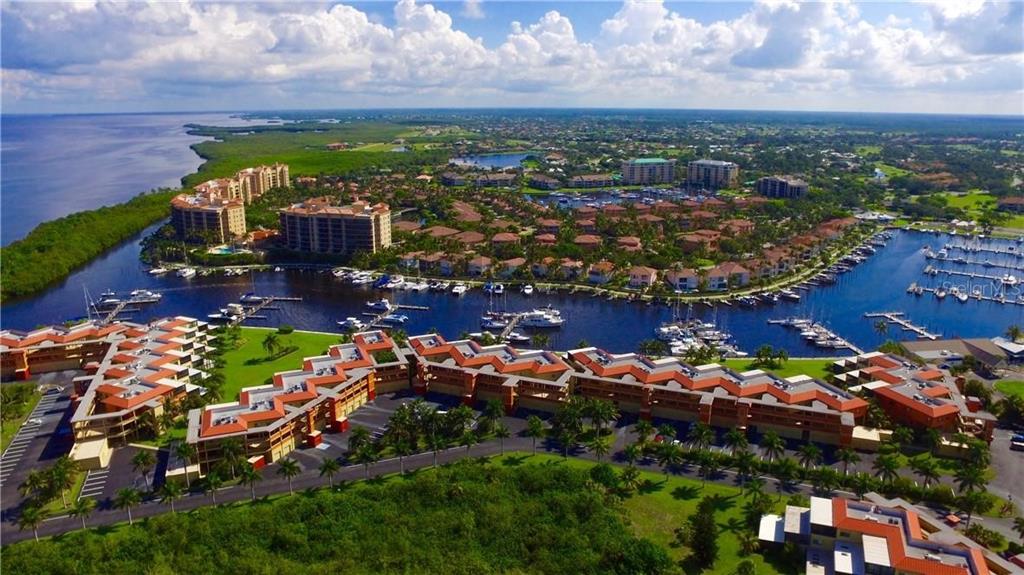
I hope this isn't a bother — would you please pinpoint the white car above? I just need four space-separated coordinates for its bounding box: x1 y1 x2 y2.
26 418 42 425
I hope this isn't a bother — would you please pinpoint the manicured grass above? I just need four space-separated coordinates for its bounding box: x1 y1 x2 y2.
503 453 788 575
995 380 1024 400
0 384 41 453
219 328 345 401
856 145 881 155
40 471 86 516
874 162 911 177
722 358 834 380
942 190 996 211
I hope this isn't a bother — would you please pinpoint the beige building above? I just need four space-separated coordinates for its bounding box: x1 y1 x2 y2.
621 158 675 185
279 198 392 255
195 163 290 204
170 193 247 243
687 159 739 189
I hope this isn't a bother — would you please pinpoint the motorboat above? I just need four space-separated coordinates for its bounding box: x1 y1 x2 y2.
365 299 392 312
147 267 168 275
522 284 534 296
380 314 409 324
935 288 947 300
451 283 468 296
177 267 197 278
384 275 405 289
504 332 531 344
518 309 564 328
337 317 366 331
780 289 801 301
128 289 162 302
956 290 969 303
480 315 509 329
100 289 117 298
239 292 264 304
493 283 505 295
972 287 983 299
1003 274 1019 287
351 273 375 285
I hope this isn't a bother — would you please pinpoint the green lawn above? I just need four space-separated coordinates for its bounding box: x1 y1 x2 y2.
40 471 86 515
1 384 41 452
506 453 789 575
856 145 881 155
995 380 1024 400
874 162 911 178
722 358 834 380
219 328 345 401
941 190 996 211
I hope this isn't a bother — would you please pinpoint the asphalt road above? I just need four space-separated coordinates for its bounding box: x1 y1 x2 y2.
3 390 1022 546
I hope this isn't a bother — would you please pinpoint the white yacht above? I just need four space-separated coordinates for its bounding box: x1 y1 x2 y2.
148 267 168 275
381 314 409 324
451 283 468 296
518 309 564 328
177 267 197 278
504 332 531 344
1003 274 1019 287
337 317 366 330
522 284 534 296
365 299 392 312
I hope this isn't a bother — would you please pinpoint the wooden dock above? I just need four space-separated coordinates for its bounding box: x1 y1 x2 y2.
864 311 940 340
499 313 525 340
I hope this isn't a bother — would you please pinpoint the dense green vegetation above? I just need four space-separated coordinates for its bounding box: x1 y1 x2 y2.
0 190 178 299
1 383 40 451
2 460 676 575
182 122 448 187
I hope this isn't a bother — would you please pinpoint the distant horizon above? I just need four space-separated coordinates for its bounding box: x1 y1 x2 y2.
3 106 1023 120
2 1 1021 116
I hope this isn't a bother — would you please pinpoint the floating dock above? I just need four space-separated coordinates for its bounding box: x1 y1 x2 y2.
864 311 940 340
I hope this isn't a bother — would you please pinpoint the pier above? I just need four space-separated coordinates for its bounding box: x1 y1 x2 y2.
864 311 940 340
230 296 304 326
944 241 1023 258
361 303 430 329
499 313 525 340
928 267 1016 283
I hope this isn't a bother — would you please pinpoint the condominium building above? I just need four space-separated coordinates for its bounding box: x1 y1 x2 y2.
170 193 247 243
757 175 809 199
687 159 739 189
567 348 868 446
195 163 290 204
186 331 408 470
832 352 996 443
621 158 676 185
569 174 615 188
1 317 213 469
279 198 392 255
758 495 1015 575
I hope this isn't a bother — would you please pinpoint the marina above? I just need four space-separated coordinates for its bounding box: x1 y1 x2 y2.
4 228 1021 357
863 311 940 340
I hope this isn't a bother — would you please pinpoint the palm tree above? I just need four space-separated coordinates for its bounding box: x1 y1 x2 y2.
634 419 654 446
773 457 799 496
955 464 986 493
239 465 263 501
50 457 77 508
850 472 874 498
687 422 714 452
352 444 379 480
657 423 677 443
494 423 511 455
760 431 786 463
174 442 198 489
797 444 822 469
131 450 156 489
737 530 760 556
1013 516 1024 542
909 457 941 488
734 449 757 490
276 458 301 494
1007 324 1022 343
746 476 767 505
460 430 478 456
392 439 413 474
319 458 341 489
587 399 619 436
874 320 888 336
657 443 683 478
204 472 224 504
137 411 161 438
891 426 914 450
525 415 545 454
348 426 372 452
219 438 245 479
724 429 748 456
586 436 611 462
623 443 642 466
620 465 642 493
697 452 720 485
262 332 280 356
426 433 446 467
18 506 46 542
69 496 96 530
835 447 860 476
19 469 48 500
114 488 141 525
872 454 900 485
158 481 184 513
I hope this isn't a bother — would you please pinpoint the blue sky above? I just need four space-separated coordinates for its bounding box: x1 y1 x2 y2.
2 1 1021 115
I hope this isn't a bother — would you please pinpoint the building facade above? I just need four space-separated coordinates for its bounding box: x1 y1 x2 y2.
170 194 247 243
687 159 739 189
757 175 809 199
195 163 290 204
279 198 392 255
621 158 676 185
